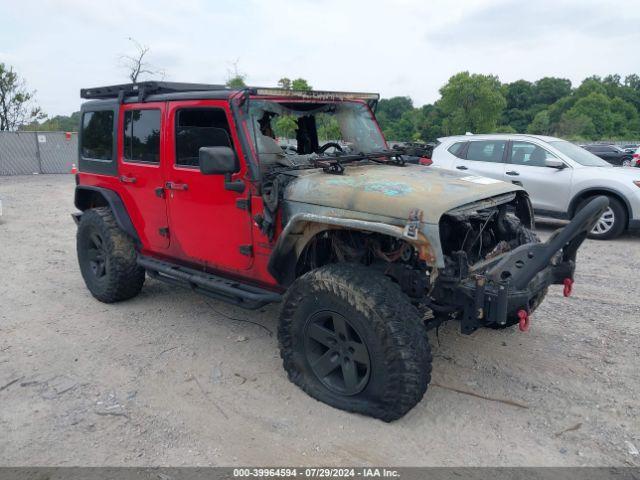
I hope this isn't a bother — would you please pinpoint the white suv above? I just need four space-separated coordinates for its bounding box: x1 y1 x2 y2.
431 134 640 239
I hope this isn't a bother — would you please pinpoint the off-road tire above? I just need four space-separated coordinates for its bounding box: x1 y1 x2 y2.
77 207 145 303
278 263 431 421
578 195 626 240
487 216 548 329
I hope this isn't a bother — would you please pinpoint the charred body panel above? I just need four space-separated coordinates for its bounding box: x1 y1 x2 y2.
267 202 441 286
267 187 606 336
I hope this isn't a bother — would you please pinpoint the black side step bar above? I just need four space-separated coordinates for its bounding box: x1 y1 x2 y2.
137 255 282 310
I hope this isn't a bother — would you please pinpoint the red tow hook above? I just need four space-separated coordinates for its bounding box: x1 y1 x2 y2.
563 278 574 297
517 309 530 332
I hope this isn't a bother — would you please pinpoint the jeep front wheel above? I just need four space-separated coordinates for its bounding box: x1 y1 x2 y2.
77 207 145 303
278 263 431 421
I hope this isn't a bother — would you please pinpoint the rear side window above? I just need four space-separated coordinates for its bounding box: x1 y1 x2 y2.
123 109 161 163
447 142 466 158
466 140 506 163
175 108 233 167
81 111 114 160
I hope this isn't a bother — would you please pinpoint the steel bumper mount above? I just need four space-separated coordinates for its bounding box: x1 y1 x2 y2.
454 196 609 334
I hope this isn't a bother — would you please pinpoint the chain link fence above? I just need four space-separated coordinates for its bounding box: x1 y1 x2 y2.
0 131 78 175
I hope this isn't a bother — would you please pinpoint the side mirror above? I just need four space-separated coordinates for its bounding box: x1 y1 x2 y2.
545 158 566 170
199 146 238 175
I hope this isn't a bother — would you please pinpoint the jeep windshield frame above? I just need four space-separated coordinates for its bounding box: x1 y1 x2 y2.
246 98 387 170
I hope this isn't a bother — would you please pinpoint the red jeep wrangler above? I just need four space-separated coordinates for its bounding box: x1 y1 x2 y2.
73 82 606 420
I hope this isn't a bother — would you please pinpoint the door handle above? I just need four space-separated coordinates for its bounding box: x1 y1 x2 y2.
119 175 137 184
165 181 188 191
506 170 520 176
456 165 468 170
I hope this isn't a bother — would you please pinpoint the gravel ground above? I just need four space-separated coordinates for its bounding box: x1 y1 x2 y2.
1 174 639 467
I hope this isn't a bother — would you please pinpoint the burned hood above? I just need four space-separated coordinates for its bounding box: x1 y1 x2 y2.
283 164 523 224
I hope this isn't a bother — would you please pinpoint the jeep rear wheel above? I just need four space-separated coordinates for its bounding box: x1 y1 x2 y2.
278 263 431 421
77 207 145 303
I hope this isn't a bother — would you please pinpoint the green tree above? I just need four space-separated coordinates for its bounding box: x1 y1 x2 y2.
574 77 607 99
376 96 415 140
565 92 614 138
527 110 552 135
624 74 640 91
505 80 535 110
273 114 297 139
437 72 506 134
377 97 413 121
557 111 596 139
226 76 246 88
533 77 572 105
291 78 312 91
22 111 81 131
0 63 46 131
416 104 445 142
277 77 292 90
226 59 247 88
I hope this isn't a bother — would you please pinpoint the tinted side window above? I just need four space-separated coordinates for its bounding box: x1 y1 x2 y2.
123 109 161 163
510 141 557 167
175 108 233 167
447 142 466 158
81 111 114 160
466 141 506 163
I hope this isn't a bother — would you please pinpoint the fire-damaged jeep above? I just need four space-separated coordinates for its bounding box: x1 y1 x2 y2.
73 82 606 421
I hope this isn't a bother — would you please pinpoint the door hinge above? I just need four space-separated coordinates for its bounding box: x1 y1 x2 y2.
159 227 169 237
236 198 250 211
239 245 253 256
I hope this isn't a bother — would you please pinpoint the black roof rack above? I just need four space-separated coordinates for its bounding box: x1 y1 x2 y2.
80 81 380 109
80 81 230 101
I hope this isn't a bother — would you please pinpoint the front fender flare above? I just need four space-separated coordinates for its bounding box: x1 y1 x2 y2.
267 213 436 286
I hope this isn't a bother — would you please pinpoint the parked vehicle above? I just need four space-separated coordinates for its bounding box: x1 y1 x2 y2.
432 134 640 239
622 144 639 154
582 144 633 166
633 146 640 167
73 83 605 420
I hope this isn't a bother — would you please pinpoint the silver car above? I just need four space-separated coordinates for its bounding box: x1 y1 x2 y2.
431 134 640 239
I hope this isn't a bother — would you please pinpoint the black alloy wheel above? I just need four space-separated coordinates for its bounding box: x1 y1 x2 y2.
303 311 371 396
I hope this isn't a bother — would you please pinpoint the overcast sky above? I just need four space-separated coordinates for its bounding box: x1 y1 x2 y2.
1 0 639 116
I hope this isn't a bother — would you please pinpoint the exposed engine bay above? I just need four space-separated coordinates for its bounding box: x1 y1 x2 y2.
293 194 537 325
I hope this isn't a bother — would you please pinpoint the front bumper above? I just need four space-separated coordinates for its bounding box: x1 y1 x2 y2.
451 196 609 334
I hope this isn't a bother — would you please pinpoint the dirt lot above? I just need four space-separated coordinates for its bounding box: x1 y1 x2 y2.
0 174 639 467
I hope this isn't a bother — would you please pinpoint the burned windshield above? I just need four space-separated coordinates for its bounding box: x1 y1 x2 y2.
248 100 386 169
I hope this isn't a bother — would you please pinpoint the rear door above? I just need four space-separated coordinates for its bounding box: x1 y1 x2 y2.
505 140 573 212
164 100 253 271
453 139 508 180
118 103 169 249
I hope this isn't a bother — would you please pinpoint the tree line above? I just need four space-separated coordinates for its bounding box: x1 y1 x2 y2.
377 72 640 142
3 55 639 142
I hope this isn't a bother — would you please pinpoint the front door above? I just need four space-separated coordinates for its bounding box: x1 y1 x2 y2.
118 103 169 249
505 141 573 213
164 100 253 271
